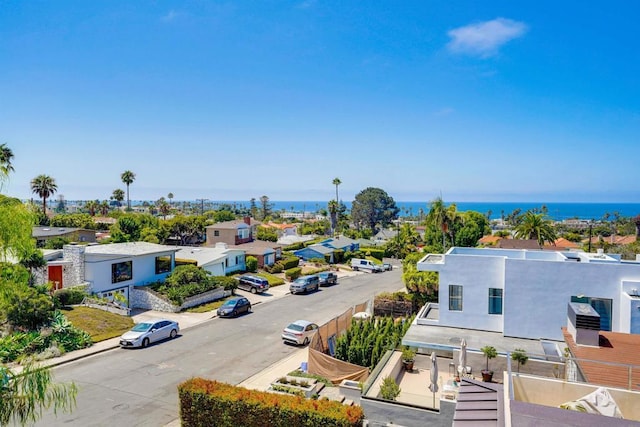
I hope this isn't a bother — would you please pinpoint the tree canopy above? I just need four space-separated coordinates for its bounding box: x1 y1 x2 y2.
514 211 557 246
350 187 399 232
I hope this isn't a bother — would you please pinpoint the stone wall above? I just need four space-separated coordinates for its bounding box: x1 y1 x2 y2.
63 244 86 286
131 286 231 313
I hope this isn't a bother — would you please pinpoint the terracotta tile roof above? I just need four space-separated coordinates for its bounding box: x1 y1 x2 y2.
545 238 580 249
562 327 640 391
478 235 502 245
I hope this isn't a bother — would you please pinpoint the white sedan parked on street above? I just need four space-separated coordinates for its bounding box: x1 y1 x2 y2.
281 320 318 346
120 319 180 348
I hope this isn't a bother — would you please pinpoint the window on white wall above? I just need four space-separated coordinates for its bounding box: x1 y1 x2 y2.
449 285 463 311
488 288 503 314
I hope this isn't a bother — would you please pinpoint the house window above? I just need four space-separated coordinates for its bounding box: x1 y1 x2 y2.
155 256 171 274
112 261 132 283
214 230 220 237
571 296 612 331
449 285 463 311
488 288 503 315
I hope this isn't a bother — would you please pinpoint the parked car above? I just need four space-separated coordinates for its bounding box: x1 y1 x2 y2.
381 263 393 271
317 271 338 286
237 275 270 294
289 275 319 294
282 320 319 345
120 319 179 348
350 258 382 273
217 297 251 317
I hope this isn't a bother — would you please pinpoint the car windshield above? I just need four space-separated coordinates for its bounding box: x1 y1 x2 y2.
294 278 306 284
131 323 153 332
318 273 327 277
222 299 237 306
287 323 305 332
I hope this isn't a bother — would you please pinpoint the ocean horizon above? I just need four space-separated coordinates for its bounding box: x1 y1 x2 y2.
158 200 640 221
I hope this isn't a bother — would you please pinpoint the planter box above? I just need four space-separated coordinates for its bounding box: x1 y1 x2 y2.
270 376 319 398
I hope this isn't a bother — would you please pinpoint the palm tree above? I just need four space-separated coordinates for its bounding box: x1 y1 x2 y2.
85 200 99 216
427 196 448 249
167 192 174 206
328 200 339 236
0 143 15 185
0 362 78 425
99 200 110 216
120 170 136 211
30 174 57 215
111 188 125 207
157 198 170 220
514 211 557 247
332 177 341 202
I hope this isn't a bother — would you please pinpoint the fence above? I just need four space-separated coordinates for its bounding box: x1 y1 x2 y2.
310 301 369 354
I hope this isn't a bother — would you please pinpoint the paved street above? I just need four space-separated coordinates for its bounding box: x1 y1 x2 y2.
34 267 404 427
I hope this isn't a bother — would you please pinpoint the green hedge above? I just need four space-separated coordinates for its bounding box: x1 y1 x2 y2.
359 247 385 261
285 267 302 281
280 257 300 270
283 242 305 251
179 379 364 427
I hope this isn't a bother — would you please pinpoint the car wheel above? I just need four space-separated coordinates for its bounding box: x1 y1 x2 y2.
170 329 177 339
142 338 150 348
248 305 252 312
232 310 238 317
303 337 309 346
251 287 257 294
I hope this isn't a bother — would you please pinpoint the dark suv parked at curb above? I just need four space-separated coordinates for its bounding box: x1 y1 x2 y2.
237 275 270 294
317 272 338 286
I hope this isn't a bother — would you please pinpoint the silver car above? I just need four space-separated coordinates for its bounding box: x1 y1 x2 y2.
281 320 319 346
119 319 180 348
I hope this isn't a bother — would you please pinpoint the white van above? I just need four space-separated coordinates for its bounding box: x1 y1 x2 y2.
350 258 382 273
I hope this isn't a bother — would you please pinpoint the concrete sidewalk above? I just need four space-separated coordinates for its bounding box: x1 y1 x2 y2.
237 347 309 391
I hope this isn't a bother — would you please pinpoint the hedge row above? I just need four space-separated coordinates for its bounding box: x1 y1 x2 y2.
179 379 364 427
285 267 302 281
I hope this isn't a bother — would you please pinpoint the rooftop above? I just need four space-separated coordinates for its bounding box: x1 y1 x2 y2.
83 242 179 257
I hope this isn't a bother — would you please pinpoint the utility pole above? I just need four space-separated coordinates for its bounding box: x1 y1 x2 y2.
588 220 593 253
196 198 209 216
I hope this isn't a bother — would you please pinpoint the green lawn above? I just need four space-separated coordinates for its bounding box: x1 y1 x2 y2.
186 298 229 313
62 306 134 342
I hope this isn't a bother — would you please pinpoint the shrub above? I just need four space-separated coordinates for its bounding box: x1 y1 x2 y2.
360 247 384 261
285 267 302 281
246 256 258 273
379 376 401 401
280 257 300 270
53 287 88 307
179 379 364 427
283 242 305 251
166 265 210 287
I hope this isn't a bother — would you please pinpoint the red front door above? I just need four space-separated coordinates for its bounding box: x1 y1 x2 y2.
48 266 63 290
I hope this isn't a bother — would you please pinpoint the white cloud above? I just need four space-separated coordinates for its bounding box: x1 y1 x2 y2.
447 18 527 58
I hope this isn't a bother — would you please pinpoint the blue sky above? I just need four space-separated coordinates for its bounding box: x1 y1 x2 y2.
2 1 639 203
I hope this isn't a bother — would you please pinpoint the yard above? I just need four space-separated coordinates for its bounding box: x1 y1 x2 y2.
63 306 134 342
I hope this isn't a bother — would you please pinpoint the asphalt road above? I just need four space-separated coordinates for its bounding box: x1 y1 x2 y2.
34 268 404 427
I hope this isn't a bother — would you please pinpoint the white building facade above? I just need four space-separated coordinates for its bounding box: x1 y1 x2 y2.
417 247 640 341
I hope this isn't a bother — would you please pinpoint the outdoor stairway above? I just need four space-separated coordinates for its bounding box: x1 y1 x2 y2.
452 380 501 427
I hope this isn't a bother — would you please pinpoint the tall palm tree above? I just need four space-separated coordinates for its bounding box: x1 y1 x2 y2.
0 143 15 184
167 192 174 206
332 177 341 202
30 174 58 215
120 170 136 211
514 211 557 247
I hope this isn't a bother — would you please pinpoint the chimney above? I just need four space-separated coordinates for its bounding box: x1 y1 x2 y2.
567 302 600 346
244 216 251 225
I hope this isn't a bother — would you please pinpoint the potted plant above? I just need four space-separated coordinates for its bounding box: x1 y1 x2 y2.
481 345 497 382
401 347 416 372
511 348 528 373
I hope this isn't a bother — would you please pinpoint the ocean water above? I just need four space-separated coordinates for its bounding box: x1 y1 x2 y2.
216 201 640 221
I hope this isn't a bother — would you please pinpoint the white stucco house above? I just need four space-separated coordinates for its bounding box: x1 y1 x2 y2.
416 247 640 341
174 243 246 276
42 243 179 303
